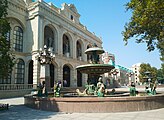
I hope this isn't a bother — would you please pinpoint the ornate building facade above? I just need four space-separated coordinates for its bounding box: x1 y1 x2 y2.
1 0 102 88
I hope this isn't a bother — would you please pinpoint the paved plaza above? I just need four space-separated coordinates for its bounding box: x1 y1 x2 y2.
0 96 164 120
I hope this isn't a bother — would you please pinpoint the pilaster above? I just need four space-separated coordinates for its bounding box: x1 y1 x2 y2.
38 15 44 48
72 36 76 59
72 69 77 87
33 59 40 85
58 27 63 56
57 65 63 85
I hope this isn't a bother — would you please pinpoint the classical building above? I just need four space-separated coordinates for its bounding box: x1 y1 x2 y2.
0 0 102 88
131 63 141 84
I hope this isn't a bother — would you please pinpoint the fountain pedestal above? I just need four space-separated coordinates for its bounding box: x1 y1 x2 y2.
76 43 115 96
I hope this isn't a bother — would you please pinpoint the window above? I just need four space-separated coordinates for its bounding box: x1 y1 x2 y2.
76 41 82 59
71 15 73 20
6 31 10 46
44 26 54 48
0 74 11 84
63 34 70 55
15 59 25 84
13 26 23 52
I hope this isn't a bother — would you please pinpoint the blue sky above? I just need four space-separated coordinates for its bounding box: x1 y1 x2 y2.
45 0 162 69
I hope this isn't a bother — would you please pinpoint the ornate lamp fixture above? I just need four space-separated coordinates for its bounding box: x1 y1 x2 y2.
126 72 134 83
38 45 55 64
37 45 55 92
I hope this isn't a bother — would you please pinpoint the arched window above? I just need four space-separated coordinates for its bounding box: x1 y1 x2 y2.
76 41 82 59
63 65 70 87
63 34 70 56
44 26 54 48
15 59 25 84
28 60 33 84
13 26 23 52
71 15 74 20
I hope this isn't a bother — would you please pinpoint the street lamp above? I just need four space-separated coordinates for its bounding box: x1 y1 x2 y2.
110 69 119 84
111 69 119 79
38 45 55 64
127 72 134 84
144 71 151 88
37 45 55 92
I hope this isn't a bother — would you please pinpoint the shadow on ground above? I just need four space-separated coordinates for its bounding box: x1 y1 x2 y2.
0 104 62 120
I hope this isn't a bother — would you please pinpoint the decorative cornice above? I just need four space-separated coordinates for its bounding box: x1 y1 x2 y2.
8 1 27 13
27 1 102 43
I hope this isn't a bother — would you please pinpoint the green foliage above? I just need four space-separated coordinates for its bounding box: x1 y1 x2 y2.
0 0 8 18
122 0 164 61
139 63 158 83
0 0 14 79
157 63 164 80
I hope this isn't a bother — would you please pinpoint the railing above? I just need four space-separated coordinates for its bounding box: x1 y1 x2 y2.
0 84 37 91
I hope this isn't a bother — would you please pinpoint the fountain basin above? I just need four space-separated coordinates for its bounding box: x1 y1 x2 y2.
76 64 114 74
24 93 164 113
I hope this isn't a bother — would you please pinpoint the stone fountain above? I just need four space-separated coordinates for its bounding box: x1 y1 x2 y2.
24 44 164 113
76 43 114 96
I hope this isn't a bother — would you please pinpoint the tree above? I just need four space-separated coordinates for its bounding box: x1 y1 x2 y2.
122 0 164 61
139 63 158 83
157 64 164 80
0 0 14 80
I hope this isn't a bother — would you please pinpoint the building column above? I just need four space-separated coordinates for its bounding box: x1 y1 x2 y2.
32 59 40 86
57 65 63 86
72 36 76 59
72 69 77 87
83 42 88 61
58 27 63 56
40 64 51 92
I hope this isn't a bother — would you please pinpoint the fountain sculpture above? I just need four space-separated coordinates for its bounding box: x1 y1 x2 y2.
76 43 114 96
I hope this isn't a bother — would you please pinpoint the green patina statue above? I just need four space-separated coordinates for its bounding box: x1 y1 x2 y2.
145 86 152 95
37 83 43 97
37 81 48 97
85 84 96 95
129 82 137 96
96 77 105 97
76 77 106 97
145 82 157 96
54 81 62 97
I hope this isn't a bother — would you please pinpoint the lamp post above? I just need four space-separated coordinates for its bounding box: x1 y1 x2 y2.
127 72 134 84
110 69 119 84
144 71 151 88
37 45 55 92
